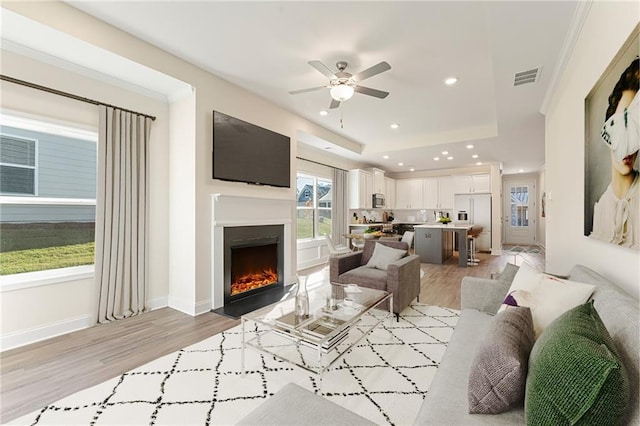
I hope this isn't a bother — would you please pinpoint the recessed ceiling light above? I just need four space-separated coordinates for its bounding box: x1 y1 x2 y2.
447 156 454 160
442 151 449 155
409 168 415 172
398 162 404 166
383 155 389 159
476 162 483 166
472 154 479 159
319 110 328 116
444 77 458 85
433 157 440 161
390 123 399 129
518 169 524 173
466 144 474 149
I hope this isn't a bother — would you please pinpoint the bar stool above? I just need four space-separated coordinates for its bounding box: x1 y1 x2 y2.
467 226 483 266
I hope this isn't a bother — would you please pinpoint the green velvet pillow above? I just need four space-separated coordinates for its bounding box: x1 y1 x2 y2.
525 301 630 425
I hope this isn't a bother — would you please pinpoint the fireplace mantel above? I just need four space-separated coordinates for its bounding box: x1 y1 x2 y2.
211 194 294 310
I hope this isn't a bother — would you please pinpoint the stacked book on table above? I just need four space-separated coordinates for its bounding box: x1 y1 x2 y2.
274 313 349 353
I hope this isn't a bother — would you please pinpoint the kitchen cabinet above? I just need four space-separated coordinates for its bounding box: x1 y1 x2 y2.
453 173 490 194
385 177 396 209
472 174 491 193
370 168 386 194
348 169 373 209
423 178 439 209
423 176 455 209
396 179 423 209
438 176 456 209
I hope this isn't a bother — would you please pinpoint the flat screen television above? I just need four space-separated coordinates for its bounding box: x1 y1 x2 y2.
212 111 291 188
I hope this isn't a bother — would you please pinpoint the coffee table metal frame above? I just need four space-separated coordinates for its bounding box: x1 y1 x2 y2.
241 282 392 380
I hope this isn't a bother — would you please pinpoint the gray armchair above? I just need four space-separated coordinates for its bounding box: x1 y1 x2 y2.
330 239 421 320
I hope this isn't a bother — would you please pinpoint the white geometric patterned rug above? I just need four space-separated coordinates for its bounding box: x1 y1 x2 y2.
11 304 459 426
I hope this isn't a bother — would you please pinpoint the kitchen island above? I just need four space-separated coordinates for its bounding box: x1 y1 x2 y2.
414 223 472 267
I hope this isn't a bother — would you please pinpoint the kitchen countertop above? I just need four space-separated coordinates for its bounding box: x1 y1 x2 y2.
414 223 472 230
349 222 431 226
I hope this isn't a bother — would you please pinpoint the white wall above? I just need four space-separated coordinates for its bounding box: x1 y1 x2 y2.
0 50 171 347
168 92 197 314
545 2 639 299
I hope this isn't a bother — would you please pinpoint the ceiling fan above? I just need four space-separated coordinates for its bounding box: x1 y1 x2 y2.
289 60 391 109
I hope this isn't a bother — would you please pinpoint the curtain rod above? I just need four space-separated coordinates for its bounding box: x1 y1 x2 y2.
296 156 349 172
1 74 157 121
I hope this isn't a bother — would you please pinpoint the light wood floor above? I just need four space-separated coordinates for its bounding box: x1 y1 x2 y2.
1 246 544 423
0 308 239 423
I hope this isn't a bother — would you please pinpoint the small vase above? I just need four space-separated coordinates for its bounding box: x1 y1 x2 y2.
295 275 309 320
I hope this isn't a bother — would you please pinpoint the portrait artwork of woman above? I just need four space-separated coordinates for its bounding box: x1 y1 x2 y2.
590 58 639 248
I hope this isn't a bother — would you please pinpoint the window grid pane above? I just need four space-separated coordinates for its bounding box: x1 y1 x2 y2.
296 174 333 240
0 122 96 276
510 186 529 227
0 135 36 166
0 165 35 194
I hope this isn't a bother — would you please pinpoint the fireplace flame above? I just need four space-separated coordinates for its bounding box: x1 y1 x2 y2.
231 269 278 296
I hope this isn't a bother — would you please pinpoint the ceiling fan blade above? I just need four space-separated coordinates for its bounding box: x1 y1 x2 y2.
352 61 391 82
289 86 326 95
354 85 389 99
308 60 337 79
329 99 341 109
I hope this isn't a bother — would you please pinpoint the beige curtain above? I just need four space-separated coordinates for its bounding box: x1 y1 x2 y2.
332 168 349 246
95 105 152 323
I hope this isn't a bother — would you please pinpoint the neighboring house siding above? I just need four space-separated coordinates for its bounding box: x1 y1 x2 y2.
2 126 96 199
0 126 96 223
0 205 95 223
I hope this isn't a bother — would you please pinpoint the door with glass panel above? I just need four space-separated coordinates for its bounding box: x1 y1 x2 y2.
503 179 536 245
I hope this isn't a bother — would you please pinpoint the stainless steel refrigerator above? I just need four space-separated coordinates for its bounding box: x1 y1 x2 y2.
454 193 492 252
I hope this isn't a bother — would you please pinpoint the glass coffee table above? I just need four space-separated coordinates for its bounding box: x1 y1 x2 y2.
241 282 392 379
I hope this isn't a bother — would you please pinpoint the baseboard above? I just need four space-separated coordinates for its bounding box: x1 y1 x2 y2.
147 296 168 311
195 299 212 315
297 258 327 271
1 314 95 352
168 297 212 316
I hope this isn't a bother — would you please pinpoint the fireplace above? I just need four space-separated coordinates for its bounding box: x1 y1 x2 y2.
222 224 285 314
211 194 294 318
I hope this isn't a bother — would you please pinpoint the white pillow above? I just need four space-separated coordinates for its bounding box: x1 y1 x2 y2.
366 243 407 270
498 264 596 338
507 262 543 292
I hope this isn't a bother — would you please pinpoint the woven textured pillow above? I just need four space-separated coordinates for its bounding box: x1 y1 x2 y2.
525 301 630 425
468 307 535 414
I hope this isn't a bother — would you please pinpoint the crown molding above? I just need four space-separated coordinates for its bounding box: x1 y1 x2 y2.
540 0 593 115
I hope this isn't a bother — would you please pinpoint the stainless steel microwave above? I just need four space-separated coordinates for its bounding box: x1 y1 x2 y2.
372 193 385 208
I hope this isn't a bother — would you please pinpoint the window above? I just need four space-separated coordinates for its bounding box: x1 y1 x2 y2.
510 185 529 227
296 173 332 240
0 135 36 195
0 114 97 277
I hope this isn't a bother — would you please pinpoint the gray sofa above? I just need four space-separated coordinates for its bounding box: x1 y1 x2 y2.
239 264 639 425
415 264 639 425
330 239 421 319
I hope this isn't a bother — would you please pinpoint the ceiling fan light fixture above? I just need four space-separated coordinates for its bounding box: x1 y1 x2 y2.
330 84 354 101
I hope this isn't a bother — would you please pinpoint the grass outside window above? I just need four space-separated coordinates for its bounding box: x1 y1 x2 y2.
0 222 95 275
0 242 95 275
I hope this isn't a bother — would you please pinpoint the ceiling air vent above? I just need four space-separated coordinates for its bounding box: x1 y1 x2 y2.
514 67 541 86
